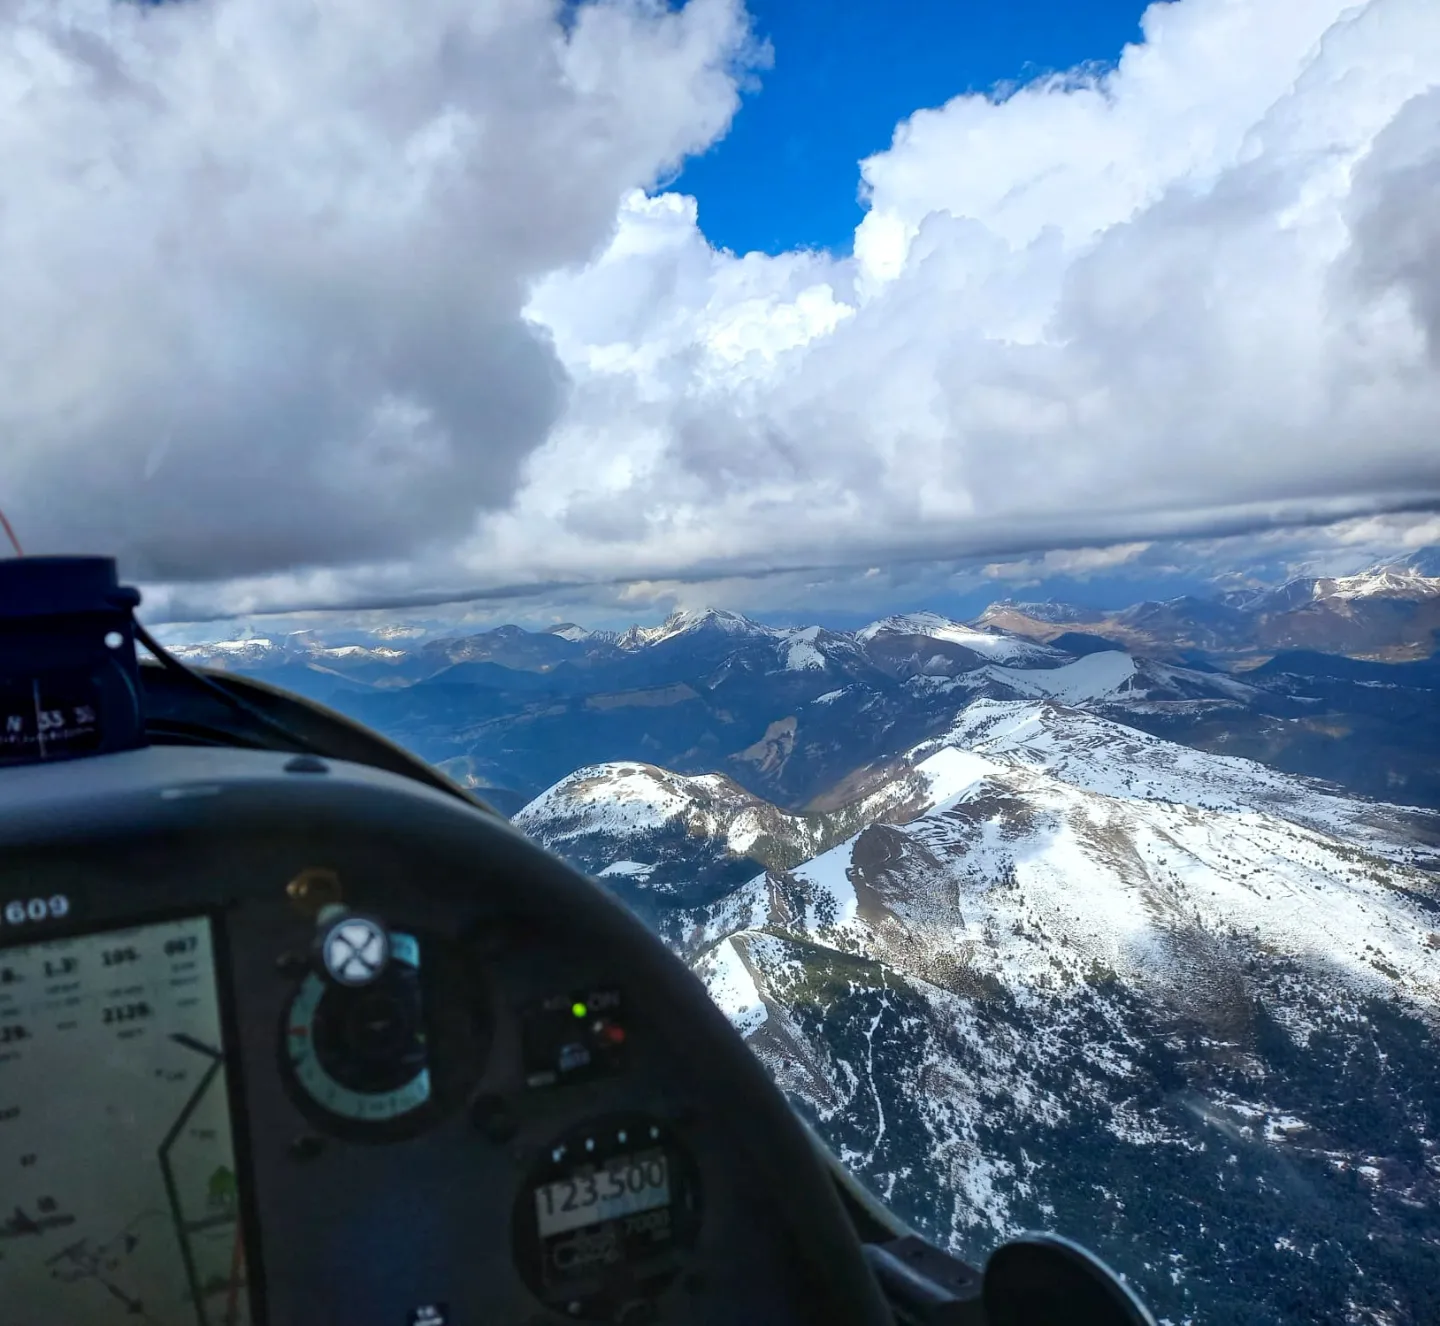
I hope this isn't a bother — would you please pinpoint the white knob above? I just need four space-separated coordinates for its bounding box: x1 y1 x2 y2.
321 915 390 987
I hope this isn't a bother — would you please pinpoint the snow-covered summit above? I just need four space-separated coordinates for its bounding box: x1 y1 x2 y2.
516 763 736 837
772 624 871 672
974 599 1095 626
168 636 281 666
709 747 1440 1015
514 761 824 875
1314 565 1440 602
857 612 1066 666
516 758 933 894
913 698 1439 867
616 608 774 650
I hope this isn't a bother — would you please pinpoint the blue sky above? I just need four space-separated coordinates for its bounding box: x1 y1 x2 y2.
674 0 1159 255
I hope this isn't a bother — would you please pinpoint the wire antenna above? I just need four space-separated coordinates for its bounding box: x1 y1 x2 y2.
0 507 23 557
133 620 323 756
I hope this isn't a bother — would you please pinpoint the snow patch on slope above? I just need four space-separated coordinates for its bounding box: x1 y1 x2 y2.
696 937 768 1037
782 625 827 671
792 842 861 929
914 747 1005 809
598 860 655 879
975 652 1139 703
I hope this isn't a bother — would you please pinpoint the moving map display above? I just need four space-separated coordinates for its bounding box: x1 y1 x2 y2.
0 915 251 1325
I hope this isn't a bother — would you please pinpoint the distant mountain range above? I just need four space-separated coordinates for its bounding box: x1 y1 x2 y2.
172 553 1440 1325
981 553 1440 661
170 556 1440 815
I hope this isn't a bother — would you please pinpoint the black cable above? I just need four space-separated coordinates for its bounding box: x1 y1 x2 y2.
133 621 325 756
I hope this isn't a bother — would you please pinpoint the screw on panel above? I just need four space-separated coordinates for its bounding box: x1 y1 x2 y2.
288 1135 324 1162
275 951 309 979
285 867 343 918
470 1094 517 1143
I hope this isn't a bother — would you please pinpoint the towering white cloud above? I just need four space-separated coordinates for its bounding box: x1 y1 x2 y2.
512 0 1440 595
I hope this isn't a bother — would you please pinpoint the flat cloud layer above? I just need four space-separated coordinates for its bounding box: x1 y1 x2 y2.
3 0 1439 617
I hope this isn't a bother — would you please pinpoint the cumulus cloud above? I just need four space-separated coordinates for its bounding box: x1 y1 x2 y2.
508 0 1440 597
3 0 1439 619
0 0 754 580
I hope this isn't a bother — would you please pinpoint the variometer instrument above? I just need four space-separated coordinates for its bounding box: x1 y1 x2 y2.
285 929 431 1129
280 920 487 1143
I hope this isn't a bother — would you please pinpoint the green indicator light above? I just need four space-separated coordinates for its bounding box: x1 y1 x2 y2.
571 1002 588 1019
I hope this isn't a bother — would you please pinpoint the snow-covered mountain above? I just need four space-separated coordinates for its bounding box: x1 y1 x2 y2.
692 757 1440 1324
517 707 1440 1326
1316 566 1440 603
615 607 767 649
916 699 1440 869
169 636 290 667
514 760 932 944
976 555 1440 663
715 743 1440 1007
168 635 416 684
906 650 1269 713
857 612 1069 668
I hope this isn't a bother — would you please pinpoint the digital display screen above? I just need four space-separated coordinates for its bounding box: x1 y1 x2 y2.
0 915 252 1325
534 1149 671 1239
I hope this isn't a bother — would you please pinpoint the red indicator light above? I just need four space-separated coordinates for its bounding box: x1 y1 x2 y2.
601 1024 626 1045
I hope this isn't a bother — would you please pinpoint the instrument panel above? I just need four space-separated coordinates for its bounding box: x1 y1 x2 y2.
0 747 861 1326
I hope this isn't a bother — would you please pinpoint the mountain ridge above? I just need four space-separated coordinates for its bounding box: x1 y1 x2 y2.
169 596 1440 817
516 710 1440 1326
168 547 1440 678
976 556 1440 663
